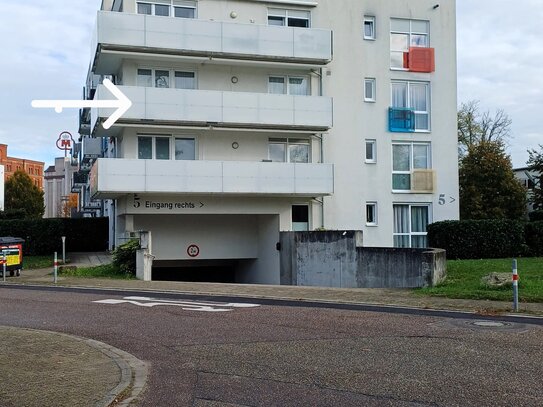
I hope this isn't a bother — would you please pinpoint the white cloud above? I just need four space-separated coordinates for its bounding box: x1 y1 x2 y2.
457 0 543 167
0 0 101 163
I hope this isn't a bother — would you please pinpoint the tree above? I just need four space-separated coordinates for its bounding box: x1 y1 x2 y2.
459 141 526 220
4 170 45 219
61 193 79 218
527 144 543 211
457 100 512 157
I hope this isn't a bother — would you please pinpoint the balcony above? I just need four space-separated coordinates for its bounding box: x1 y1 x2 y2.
71 171 88 193
91 86 333 135
91 11 333 73
81 137 103 164
90 158 334 199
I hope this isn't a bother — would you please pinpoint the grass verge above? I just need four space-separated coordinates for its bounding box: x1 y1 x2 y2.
416 257 543 302
24 256 54 270
59 264 136 280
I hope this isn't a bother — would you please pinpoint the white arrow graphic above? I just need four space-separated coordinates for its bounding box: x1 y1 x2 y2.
31 78 132 130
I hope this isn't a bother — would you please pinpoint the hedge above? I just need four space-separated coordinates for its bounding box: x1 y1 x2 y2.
0 218 108 256
427 220 527 260
525 221 543 257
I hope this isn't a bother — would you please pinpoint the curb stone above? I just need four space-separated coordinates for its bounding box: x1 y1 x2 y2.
14 327 148 407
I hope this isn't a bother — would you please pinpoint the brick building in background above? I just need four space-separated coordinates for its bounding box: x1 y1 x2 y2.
0 144 44 189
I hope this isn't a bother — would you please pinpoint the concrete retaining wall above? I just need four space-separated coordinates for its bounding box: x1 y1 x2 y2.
280 231 446 288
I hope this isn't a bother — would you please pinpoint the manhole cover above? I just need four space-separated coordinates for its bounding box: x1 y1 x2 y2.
472 321 507 328
430 319 532 333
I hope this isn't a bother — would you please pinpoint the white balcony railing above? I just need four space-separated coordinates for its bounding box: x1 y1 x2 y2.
91 85 333 134
91 11 332 72
90 158 334 199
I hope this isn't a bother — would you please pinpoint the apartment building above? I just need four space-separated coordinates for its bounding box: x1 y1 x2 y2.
0 144 44 189
44 157 78 218
82 0 459 281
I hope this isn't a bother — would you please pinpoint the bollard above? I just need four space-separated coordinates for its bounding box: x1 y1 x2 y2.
512 259 519 312
2 254 6 282
61 236 66 264
54 252 58 284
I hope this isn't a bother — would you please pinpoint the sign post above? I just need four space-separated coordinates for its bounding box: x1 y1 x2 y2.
512 259 519 312
54 252 58 284
2 255 6 282
61 236 66 264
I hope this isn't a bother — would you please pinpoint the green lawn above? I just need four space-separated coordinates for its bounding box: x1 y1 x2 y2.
23 256 54 270
58 264 136 280
417 258 543 302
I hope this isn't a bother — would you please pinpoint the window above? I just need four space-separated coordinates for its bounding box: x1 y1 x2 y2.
268 9 310 28
138 136 153 159
391 81 430 131
268 76 309 95
366 202 378 226
392 143 431 191
393 204 430 248
137 68 196 89
137 69 152 87
269 139 310 163
174 71 196 89
155 137 170 160
137 2 152 15
292 205 309 231
364 16 375 40
364 78 376 102
137 1 196 18
138 135 174 160
390 19 429 69
365 140 376 163
175 138 195 160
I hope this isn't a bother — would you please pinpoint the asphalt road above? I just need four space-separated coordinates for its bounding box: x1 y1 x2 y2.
0 286 542 407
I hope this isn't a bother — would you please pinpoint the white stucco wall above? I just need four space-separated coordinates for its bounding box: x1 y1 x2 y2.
94 0 459 251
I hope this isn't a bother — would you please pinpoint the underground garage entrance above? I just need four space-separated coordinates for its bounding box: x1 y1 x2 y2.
151 260 261 283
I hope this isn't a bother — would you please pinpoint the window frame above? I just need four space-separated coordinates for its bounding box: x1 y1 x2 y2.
390 18 430 70
136 1 197 18
292 204 310 231
137 67 197 90
364 78 376 102
366 202 378 226
267 8 311 28
393 203 431 248
391 80 430 132
268 75 310 96
392 142 431 192
365 139 377 164
268 138 311 163
138 134 197 161
363 16 376 40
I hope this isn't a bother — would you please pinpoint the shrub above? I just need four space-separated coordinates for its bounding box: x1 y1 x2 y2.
427 219 526 260
529 211 543 222
525 221 543 257
112 239 140 275
0 218 108 256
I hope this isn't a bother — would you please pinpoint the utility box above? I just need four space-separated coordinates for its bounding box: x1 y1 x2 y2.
0 237 24 277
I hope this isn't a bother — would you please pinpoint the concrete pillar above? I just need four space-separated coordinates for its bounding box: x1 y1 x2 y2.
136 231 153 281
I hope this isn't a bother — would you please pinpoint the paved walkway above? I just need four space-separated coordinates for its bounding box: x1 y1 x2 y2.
1 252 541 405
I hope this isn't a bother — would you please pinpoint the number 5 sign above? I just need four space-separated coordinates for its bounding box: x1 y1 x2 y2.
187 244 200 258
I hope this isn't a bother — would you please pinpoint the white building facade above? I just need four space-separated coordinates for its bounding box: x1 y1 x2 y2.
83 0 459 282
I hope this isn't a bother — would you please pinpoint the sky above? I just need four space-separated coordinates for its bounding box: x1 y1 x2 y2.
0 0 541 169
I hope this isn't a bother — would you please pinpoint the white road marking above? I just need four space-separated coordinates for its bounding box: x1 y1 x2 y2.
93 296 260 312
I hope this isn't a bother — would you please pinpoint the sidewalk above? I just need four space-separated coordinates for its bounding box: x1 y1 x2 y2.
0 326 146 407
9 254 543 316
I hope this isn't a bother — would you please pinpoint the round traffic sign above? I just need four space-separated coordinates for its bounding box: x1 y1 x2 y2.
187 244 200 258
